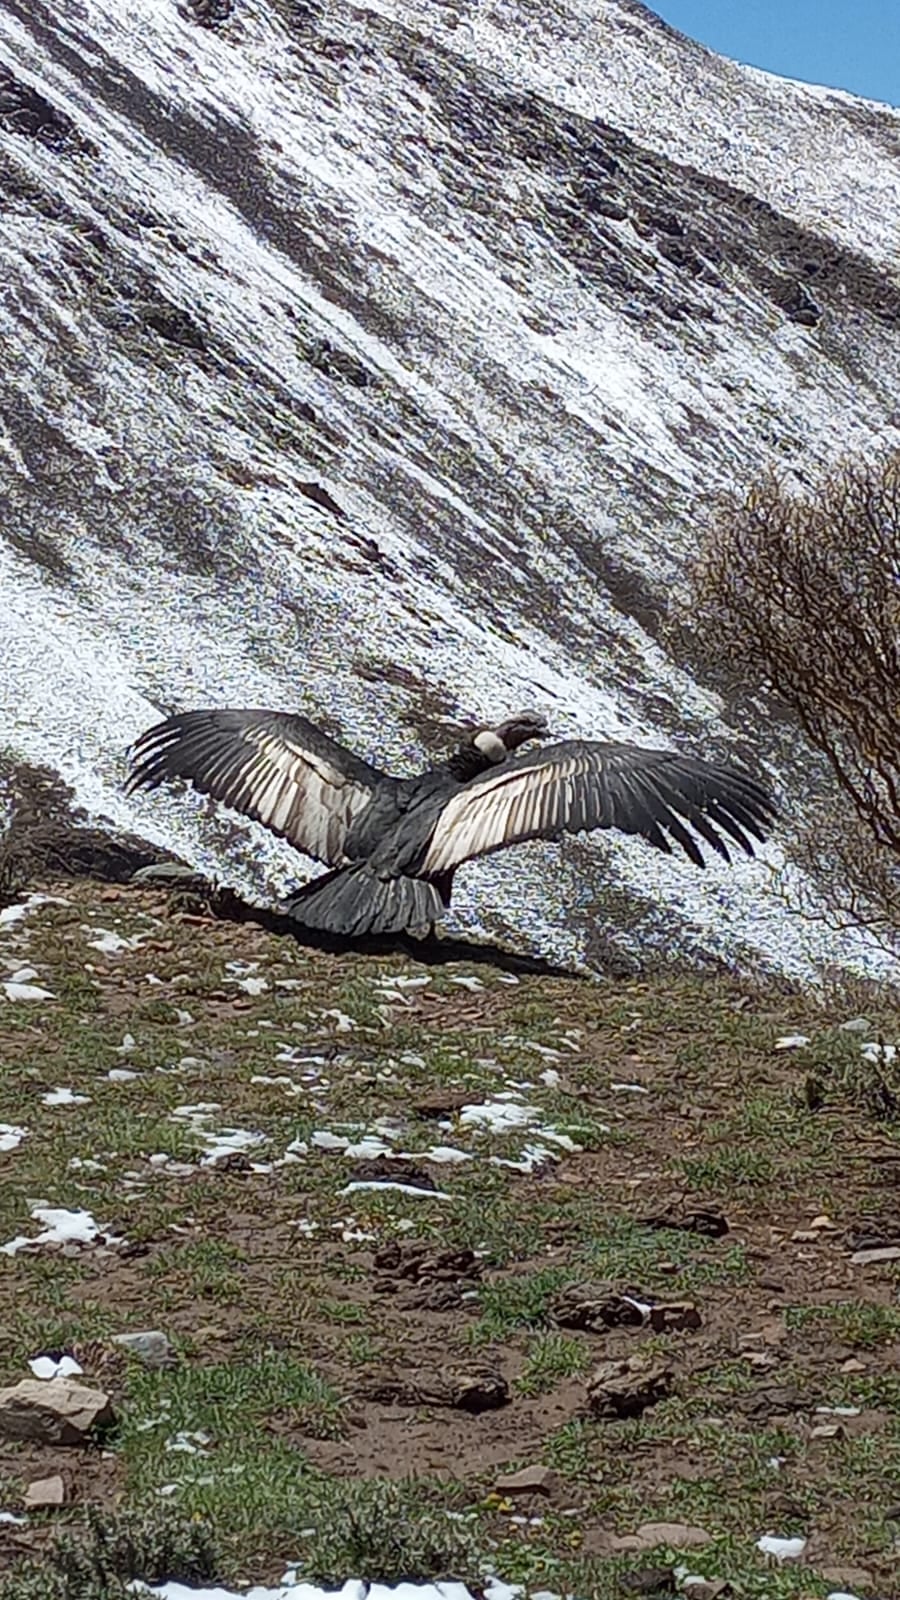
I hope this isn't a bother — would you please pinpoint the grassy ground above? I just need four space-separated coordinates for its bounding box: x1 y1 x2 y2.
0 879 898 1599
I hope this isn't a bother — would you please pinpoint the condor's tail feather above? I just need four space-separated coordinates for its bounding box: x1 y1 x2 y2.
282 863 446 937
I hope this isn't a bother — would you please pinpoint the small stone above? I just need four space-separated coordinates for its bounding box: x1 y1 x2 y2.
851 1245 900 1266
735 1384 808 1418
841 1357 867 1373
23 1474 65 1508
0 1380 114 1444
110 1331 177 1369
641 1208 728 1238
618 1569 677 1597
413 1088 478 1117
818 1565 874 1589
809 1214 838 1231
586 1358 674 1420
494 1464 555 1496
449 1366 509 1413
791 1230 820 1243
810 1423 844 1439
631 1521 712 1550
131 863 204 886
648 1301 702 1334
552 1282 647 1332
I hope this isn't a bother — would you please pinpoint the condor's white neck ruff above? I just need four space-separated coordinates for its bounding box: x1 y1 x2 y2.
473 728 508 763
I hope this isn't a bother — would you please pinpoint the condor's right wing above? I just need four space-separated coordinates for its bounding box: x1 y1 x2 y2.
127 708 389 865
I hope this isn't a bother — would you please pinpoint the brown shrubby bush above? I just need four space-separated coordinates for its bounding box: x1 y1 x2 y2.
681 451 900 956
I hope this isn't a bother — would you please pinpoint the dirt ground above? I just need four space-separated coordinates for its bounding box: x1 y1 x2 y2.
0 878 898 1598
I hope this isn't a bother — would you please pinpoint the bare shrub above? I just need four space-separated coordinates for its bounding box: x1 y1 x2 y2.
681 452 900 953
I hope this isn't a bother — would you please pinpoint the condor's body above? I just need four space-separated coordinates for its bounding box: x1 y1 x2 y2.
127 705 777 939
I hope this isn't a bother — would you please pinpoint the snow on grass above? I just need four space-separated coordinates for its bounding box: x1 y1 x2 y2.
755 1533 808 1561
1 1205 116 1256
131 1583 532 1600
84 928 148 955
2 977 55 1002
169 1105 268 1165
42 1086 91 1106
29 1353 83 1380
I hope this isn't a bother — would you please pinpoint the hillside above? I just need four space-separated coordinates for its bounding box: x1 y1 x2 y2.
0 879 898 1599
2 0 900 978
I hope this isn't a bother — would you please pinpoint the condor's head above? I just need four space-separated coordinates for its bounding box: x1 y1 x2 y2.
470 709 550 764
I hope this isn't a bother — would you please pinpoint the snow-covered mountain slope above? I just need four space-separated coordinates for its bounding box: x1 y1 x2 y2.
2 0 898 978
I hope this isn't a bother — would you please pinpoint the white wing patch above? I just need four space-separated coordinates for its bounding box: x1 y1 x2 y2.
129 712 379 866
422 757 580 873
247 730 369 861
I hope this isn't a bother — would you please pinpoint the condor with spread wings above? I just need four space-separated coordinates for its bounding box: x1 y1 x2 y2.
127 706 777 938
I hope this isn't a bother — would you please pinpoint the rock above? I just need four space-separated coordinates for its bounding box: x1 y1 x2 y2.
552 1282 647 1331
413 1088 478 1117
585 1358 674 1420
641 1208 728 1238
618 1569 677 1596
347 1155 437 1191
494 1464 555 1496
648 1301 702 1333
448 1365 509 1413
359 1362 508 1412
0 1379 114 1444
23 1474 65 1507
111 1330 177 1369
818 1566 874 1590
628 1521 712 1550
851 1245 900 1266
734 1384 808 1418
682 1580 733 1599
130 862 205 886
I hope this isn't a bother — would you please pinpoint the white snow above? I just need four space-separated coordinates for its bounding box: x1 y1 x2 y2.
340 1181 451 1200
29 1353 83 1380
84 929 147 954
0 894 70 927
2 979 55 1002
755 1534 808 1561
42 1086 91 1106
132 1579 530 1600
0 1123 27 1151
1 1206 113 1255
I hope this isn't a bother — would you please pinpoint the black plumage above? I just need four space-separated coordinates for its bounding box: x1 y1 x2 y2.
126 706 777 937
